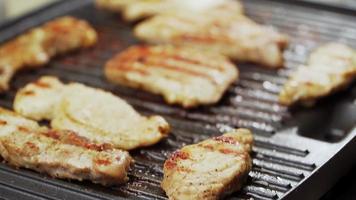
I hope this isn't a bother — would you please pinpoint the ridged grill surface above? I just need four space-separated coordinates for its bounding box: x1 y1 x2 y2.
0 0 356 199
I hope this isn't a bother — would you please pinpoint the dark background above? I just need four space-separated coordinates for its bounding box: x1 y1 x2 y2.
322 164 356 199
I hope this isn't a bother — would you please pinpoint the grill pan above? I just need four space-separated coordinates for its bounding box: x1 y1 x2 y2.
0 0 355 199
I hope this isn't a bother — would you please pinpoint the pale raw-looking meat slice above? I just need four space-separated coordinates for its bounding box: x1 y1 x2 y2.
14 76 170 150
134 13 288 68
96 0 244 21
279 43 356 106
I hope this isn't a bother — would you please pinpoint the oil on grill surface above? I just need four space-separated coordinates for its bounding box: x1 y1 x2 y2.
1 0 356 199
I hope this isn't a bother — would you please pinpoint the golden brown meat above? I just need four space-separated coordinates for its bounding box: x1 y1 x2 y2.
162 129 253 200
134 13 288 68
14 76 170 150
279 43 356 106
105 45 239 108
96 0 243 22
0 108 132 186
0 16 97 92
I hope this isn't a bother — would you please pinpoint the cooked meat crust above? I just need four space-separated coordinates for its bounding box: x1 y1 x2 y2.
279 43 356 106
161 128 253 200
96 0 243 22
0 16 97 92
14 76 170 150
105 45 239 108
134 13 288 68
0 108 132 186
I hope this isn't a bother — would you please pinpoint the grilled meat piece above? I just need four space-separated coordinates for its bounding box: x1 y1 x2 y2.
162 129 253 200
0 16 97 92
0 108 132 186
279 43 356 106
14 76 170 150
13 76 64 121
134 13 288 68
96 0 243 22
105 45 239 108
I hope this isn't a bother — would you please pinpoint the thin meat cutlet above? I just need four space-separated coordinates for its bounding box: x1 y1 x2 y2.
0 108 132 186
95 0 244 22
105 45 239 108
279 43 356 106
14 76 170 150
134 13 288 68
162 128 253 200
0 16 97 92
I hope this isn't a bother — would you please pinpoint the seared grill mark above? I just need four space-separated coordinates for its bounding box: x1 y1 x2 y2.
34 81 51 88
165 150 190 170
22 90 35 96
109 46 218 84
219 148 236 154
114 46 149 63
43 130 61 139
133 45 225 71
180 34 219 43
139 58 218 85
61 131 87 147
213 136 239 145
218 148 246 158
18 126 30 132
108 61 149 76
0 120 7 126
200 142 246 156
198 144 214 151
42 130 112 151
107 52 149 76
123 46 222 71
25 141 39 152
95 158 112 166
178 31 232 44
164 54 224 71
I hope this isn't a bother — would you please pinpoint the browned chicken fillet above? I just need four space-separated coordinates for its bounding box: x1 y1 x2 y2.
14 76 170 150
0 16 97 92
162 129 253 200
134 13 288 68
105 45 239 108
0 108 132 186
279 43 356 106
96 0 243 22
